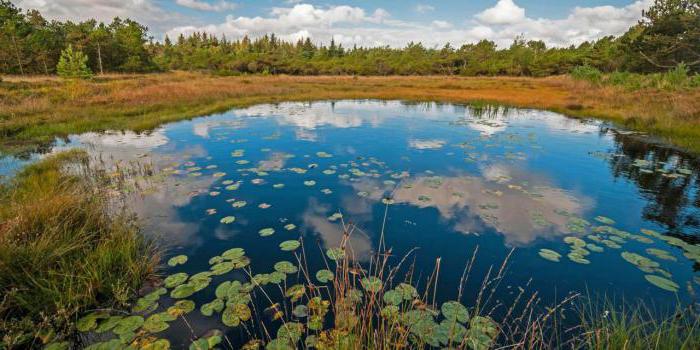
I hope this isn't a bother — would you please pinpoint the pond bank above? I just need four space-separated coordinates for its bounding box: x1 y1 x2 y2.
0 150 158 348
1 73 698 154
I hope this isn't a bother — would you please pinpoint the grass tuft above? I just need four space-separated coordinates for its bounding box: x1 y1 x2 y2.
0 150 158 348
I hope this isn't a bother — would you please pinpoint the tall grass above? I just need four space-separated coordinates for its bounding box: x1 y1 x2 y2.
571 297 700 349
0 150 158 348
571 64 700 91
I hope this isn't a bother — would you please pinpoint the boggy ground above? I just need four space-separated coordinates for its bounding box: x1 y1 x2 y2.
1 72 699 154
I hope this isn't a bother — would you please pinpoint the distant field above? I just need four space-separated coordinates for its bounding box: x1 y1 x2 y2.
1 72 699 154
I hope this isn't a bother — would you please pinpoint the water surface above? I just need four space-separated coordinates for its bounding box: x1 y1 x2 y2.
4 100 699 347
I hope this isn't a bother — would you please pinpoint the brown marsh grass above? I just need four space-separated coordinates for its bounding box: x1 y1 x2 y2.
1 72 698 154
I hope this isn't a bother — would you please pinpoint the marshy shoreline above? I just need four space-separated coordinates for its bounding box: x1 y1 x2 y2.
1 75 700 349
1 73 699 155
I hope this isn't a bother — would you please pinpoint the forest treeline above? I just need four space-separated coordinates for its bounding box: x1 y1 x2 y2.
1 0 698 77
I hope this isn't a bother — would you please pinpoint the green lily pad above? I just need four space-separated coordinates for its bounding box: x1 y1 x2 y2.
538 249 561 262
360 277 382 293
164 272 189 288
304 180 316 186
441 301 469 323
95 316 123 333
274 261 298 274
200 299 225 316
171 284 196 299
383 290 402 306
646 248 676 261
280 240 301 251
644 275 679 292
168 255 188 267
222 303 251 327
232 201 247 208
284 223 297 230
112 315 143 335
277 322 304 343
315 269 334 283
326 248 345 261
76 311 109 332
167 300 195 317
286 284 306 302
567 252 590 264
222 247 245 260
594 216 616 225
259 228 275 237
220 216 236 224
395 283 419 300
621 252 660 270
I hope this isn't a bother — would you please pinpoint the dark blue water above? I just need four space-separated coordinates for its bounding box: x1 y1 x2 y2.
4 101 699 347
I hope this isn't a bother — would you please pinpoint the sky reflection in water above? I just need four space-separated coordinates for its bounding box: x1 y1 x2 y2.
3 100 699 347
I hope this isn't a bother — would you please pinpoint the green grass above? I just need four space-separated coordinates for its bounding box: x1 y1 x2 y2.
0 150 158 348
572 297 700 350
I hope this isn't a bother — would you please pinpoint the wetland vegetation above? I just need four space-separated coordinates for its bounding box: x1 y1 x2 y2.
1 0 700 349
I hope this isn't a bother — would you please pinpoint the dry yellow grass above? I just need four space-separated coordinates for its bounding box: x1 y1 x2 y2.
1 72 698 153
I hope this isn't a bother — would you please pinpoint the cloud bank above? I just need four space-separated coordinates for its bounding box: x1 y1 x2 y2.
17 0 652 48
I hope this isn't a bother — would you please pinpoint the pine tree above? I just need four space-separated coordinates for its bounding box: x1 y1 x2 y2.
56 44 92 79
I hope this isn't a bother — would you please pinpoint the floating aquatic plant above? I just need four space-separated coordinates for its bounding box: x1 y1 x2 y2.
280 240 301 251
167 255 188 267
259 228 275 237
220 216 236 224
644 274 679 292
538 249 562 262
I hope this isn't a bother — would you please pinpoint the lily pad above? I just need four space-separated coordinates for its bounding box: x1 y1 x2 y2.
326 248 345 261
168 300 195 317
200 299 225 316
594 216 616 225
222 303 251 327
171 284 196 299
303 180 316 186
644 275 679 292
259 228 275 237
76 311 109 332
274 261 298 274
315 269 334 283
112 316 143 335
383 290 402 306
222 247 245 260
360 277 383 293
220 216 236 224
441 301 469 323
538 249 561 262
168 255 188 267
164 272 189 288
284 223 297 231
285 284 306 302
280 240 301 251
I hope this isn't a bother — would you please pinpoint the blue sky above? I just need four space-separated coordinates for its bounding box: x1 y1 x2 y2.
15 0 651 47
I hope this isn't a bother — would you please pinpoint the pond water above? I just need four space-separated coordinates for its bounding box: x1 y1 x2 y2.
5 100 700 348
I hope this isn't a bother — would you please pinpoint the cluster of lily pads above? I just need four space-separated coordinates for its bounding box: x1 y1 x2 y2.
63 242 500 350
537 212 700 292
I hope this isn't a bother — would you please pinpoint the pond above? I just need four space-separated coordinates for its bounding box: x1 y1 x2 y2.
5 100 700 348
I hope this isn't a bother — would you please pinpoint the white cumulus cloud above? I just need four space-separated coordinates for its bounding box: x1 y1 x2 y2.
476 0 525 25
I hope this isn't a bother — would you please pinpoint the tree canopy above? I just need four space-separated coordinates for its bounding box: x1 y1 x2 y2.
1 0 698 76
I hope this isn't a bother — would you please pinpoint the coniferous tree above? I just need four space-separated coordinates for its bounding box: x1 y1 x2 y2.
57 44 92 79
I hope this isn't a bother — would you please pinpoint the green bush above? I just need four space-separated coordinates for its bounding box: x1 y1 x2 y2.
571 65 603 84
